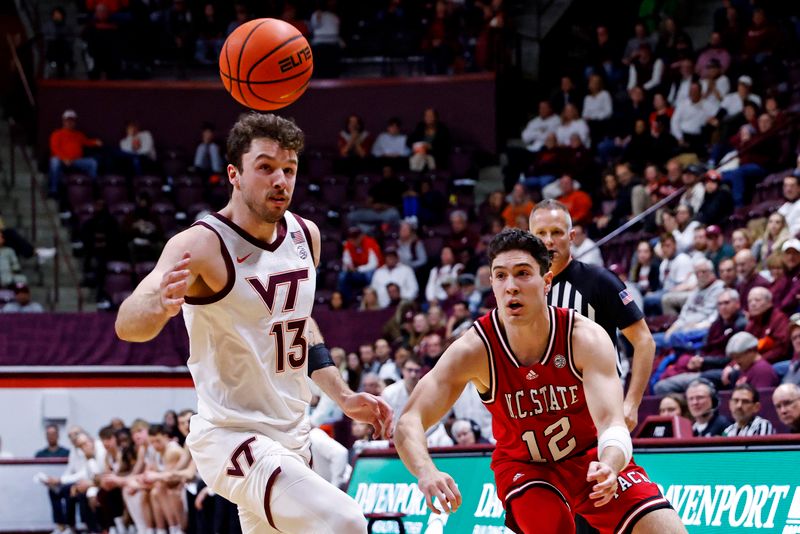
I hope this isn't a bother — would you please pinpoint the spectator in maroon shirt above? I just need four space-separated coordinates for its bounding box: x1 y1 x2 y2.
445 210 479 269
653 288 746 394
745 286 792 364
721 331 779 389
741 8 780 63
734 248 770 307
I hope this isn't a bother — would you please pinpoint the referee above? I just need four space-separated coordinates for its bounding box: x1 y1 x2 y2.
531 200 656 534
529 200 655 430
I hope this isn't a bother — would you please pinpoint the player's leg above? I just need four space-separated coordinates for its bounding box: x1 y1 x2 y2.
507 485 574 534
632 508 687 533
266 454 367 533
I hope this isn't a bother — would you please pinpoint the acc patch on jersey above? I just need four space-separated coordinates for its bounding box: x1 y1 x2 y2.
554 354 566 368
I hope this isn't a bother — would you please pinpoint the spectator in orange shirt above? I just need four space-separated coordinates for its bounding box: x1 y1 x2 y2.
501 183 534 228
339 227 384 306
557 174 593 226
49 109 102 196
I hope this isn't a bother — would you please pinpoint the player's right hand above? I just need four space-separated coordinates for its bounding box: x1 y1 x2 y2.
417 470 462 515
159 252 191 316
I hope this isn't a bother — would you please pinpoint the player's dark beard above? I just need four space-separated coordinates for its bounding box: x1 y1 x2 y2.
243 189 291 223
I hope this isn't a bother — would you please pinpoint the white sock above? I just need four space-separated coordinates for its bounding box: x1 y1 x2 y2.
155 529 168 534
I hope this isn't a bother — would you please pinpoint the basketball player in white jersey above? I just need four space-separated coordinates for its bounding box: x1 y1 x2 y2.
116 112 393 533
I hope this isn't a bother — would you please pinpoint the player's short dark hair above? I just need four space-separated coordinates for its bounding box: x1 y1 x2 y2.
227 112 305 171
99 425 115 440
732 383 759 403
488 228 551 276
148 423 168 437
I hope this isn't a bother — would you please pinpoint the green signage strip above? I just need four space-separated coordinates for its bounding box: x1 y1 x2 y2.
347 448 800 533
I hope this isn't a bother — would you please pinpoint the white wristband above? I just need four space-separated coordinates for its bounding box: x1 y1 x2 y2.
598 425 633 467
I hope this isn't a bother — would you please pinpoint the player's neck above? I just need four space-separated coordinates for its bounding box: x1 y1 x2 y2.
221 204 282 244
500 310 551 366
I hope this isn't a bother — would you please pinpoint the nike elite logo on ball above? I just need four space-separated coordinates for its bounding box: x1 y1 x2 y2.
237 252 253 263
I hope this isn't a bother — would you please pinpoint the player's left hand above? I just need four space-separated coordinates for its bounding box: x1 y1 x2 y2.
623 401 638 431
342 392 394 439
587 461 618 507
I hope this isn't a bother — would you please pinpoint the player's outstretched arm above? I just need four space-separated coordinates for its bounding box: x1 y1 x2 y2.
307 317 394 439
115 226 208 342
620 318 656 430
395 329 486 515
573 316 631 508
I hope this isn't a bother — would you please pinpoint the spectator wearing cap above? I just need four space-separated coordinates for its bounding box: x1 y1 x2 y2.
704 225 734 272
696 172 734 226
2 283 44 313
771 239 800 317
779 314 800 385
49 109 102 196
719 75 762 118
777 173 800 236
657 257 725 343
339 227 383 305
723 384 775 436
570 223 602 266
654 288 746 395
369 246 418 309
745 286 791 364
720 331 779 389
671 81 717 155
772 383 800 433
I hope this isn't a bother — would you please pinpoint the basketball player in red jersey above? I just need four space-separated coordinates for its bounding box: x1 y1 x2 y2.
395 229 686 533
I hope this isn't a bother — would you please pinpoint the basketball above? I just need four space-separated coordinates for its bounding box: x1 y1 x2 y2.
219 18 313 111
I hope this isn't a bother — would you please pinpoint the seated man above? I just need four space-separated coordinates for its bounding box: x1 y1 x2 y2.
719 331 780 389
69 433 106 534
745 286 791 364
49 109 102 196
686 378 731 437
654 258 725 350
654 289 746 394
723 383 775 436
644 233 695 316
772 383 800 433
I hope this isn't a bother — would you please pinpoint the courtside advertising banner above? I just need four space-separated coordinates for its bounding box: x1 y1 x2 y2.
347 448 800 533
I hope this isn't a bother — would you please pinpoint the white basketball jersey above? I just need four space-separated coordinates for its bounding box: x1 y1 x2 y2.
183 211 317 454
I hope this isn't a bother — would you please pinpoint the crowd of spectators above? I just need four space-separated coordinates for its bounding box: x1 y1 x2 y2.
41 0 510 80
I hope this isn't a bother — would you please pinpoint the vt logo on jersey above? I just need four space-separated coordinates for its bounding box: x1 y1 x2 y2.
246 268 309 314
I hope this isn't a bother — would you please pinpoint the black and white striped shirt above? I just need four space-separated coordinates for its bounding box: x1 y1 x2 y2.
723 416 775 437
547 260 644 370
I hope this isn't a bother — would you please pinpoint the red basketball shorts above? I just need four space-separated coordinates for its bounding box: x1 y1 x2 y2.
493 447 672 534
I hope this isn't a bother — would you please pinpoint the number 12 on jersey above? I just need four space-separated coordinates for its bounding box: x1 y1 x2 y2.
270 318 307 372
522 416 576 462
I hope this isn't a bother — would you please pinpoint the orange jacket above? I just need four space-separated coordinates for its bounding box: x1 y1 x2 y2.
559 190 593 226
50 128 100 161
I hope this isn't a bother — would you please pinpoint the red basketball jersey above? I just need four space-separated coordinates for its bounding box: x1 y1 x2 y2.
473 306 598 470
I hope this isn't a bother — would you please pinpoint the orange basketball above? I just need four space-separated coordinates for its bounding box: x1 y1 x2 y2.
219 18 313 111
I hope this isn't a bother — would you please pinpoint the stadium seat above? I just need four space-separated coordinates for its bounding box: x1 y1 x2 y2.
99 174 129 206
74 202 96 226
104 261 134 302
66 174 95 210
306 151 334 179
151 201 178 234
173 177 205 212
322 176 349 206
133 175 164 200
109 201 136 226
